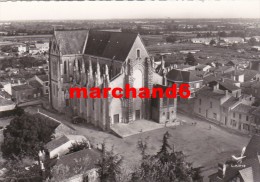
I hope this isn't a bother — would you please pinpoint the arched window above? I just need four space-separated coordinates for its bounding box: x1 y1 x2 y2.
64 61 67 74
137 49 140 58
133 69 143 88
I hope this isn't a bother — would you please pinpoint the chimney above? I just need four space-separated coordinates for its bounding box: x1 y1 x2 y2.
213 83 219 91
217 163 226 179
225 90 229 96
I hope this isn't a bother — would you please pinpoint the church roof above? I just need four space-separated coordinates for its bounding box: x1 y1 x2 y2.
84 30 138 61
54 30 89 55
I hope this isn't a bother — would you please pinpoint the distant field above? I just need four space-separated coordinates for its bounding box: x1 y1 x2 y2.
1 34 52 42
142 34 260 65
141 35 166 47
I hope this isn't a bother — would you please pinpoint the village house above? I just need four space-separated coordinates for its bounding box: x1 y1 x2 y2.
35 74 49 95
209 135 260 182
193 83 258 134
49 29 177 131
166 68 203 98
49 149 100 182
44 134 89 159
195 64 211 72
11 84 42 104
249 60 260 72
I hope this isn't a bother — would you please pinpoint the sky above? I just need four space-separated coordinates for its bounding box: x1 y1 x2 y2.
0 0 259 21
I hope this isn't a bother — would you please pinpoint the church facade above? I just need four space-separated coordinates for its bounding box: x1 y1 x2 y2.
49 29 177 130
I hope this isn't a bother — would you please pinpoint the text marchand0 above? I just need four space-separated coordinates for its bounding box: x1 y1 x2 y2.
70 83 190 99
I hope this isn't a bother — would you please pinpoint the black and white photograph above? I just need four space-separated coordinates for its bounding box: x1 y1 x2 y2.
0 0 260 181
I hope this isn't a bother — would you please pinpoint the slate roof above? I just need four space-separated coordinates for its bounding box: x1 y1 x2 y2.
53 149 101 178
37 74 49 82
244 135 260 159
222 96 238 108
219 81 240 91
166 69 203 83
252 81 260 89
231 103 256 114
54 30 89 55
12 84 34 91
196 86 226 99
244 69 259 82
84 30 138 61
0 97 15 107
29 80 42 89
45 135 70 151
252 107 260 117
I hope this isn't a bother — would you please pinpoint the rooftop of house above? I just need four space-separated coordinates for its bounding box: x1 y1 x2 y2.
231 103 256 114
166 69 203 83
0 90 11 100
84 30 138 62
218 81 240 91
195 64 210 69
209 66 234 73
29 80 42 89
36 74 49 82
222 96 238 108
45 135 70 151
244 69 260 82
12 84 34 91
0 97 15 107
45 135 88 151
251 81 260 89
252 107 260 117
52 149 101 179
196 86 226 100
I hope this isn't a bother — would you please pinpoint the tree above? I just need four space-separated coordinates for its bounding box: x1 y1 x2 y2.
97 142 122 182
1 113 56 159
185 52 197 66
131 132 203 182
166 35 177 43
248 37 257 46
210 39 216 46
68 140 90 154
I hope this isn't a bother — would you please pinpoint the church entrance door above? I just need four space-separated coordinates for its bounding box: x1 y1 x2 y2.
135 110 141 120
114 114 119 124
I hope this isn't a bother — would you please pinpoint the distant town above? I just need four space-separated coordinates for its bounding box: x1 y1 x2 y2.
0 18 260 182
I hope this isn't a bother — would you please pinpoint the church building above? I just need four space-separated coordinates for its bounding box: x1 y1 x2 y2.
49 29 177 130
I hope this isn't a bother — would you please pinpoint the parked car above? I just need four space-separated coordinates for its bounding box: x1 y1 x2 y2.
71 116 86 124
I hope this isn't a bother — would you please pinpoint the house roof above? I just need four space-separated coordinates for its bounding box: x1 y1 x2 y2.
37 74 49 82
252 81 260 89
166 69 203 83
222 96 238 108
84 30 138 61
219 81 240 91
12 84 34 91
244 69 259 82
252 107 260 117
0 90 11 99
54 30 89 55
29 80 42 89
244 135 260 160
196 86 226 100
45 135 70 151
0 97 15 107
53 149 101 178
231 103 256 114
